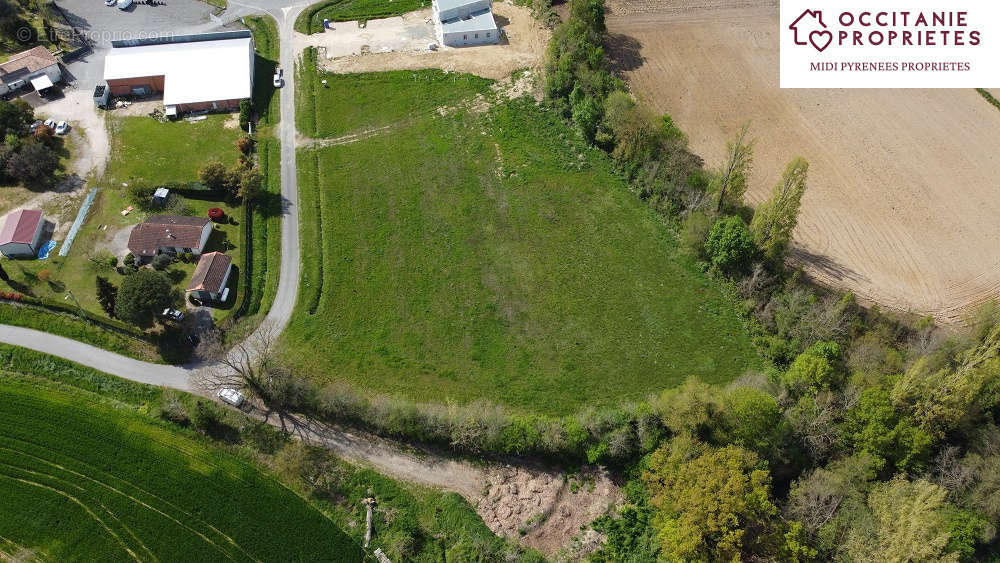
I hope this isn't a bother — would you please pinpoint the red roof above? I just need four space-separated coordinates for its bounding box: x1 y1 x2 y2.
186 252 232 293
0 209 42 246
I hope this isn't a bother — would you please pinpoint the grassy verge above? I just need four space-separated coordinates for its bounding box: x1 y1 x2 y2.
0 379 360 561
0 302 158 360
296 48 493 138
287 65 759 416
226 15 282 330
0 345 535 561
294 0 429 34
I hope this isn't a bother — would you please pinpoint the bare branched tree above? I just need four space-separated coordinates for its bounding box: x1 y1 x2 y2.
192 322 288 404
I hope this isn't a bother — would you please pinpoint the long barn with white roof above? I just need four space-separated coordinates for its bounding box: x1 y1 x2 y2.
103 30 254 115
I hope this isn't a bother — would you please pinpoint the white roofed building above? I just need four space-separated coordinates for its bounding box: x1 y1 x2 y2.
433 0 500 47
103 30 254 114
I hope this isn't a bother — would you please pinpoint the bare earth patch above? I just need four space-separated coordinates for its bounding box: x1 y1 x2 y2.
306 3 550 80
477 466 620 557
607 0 1000 322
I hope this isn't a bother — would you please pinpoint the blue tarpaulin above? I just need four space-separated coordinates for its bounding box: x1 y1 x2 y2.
37 240 57 259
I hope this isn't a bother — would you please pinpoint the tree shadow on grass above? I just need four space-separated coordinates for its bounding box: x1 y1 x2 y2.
255 190 284 219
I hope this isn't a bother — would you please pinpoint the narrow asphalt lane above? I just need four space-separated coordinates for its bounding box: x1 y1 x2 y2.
0 4 305 390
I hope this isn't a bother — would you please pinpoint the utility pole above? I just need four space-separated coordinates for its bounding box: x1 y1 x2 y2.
65 289 89 323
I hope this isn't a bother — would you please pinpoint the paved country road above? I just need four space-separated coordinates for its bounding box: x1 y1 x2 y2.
0 1 493 501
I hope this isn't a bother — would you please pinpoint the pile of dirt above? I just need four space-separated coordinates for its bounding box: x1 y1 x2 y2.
476 466 620 556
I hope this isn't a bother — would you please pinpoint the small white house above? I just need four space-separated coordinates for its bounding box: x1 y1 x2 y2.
0 209 44 258
0 47 61 96
127 215 213 262
433 0 500 47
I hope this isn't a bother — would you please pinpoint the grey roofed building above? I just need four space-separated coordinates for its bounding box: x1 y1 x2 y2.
433 0 500 47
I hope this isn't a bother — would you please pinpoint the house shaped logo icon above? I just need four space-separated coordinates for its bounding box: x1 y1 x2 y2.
789 9 832 52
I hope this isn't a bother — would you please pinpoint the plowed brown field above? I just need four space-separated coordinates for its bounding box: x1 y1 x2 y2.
606 0 1000 322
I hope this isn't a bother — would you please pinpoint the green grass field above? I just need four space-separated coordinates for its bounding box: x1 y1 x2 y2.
296 51 494 138
0 379 361 561
295 0 428 34
286 66 760 415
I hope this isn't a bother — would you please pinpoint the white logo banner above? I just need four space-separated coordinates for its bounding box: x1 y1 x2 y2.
780 0 1000 87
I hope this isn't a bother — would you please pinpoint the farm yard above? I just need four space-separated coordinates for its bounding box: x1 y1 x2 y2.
0 379 361 561
605 0 1000 322
286 63 759 415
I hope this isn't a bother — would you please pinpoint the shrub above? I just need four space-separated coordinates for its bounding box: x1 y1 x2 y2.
239 99 252 130
151 253 173 271
123 252 135 267
705 216 755 276
680 211 713 258
236 136 253 155
125 182 156 206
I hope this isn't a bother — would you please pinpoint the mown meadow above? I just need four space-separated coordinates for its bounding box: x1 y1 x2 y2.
287 59 759 415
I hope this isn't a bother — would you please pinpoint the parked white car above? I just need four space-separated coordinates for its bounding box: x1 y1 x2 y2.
161 307 184 321
105 0 116 6
272 68 283 88
54 121 69 135
118 0 132 10
42 118 55 129
217 388 245 407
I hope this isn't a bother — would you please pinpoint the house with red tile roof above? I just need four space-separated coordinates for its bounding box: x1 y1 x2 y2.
185 251 232 302
0 46 61 95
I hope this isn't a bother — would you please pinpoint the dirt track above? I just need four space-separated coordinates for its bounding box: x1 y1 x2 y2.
607 0 1000 322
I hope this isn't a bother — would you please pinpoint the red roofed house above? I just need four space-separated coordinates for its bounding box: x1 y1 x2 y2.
185 251 232 302
0 209 45 258
0 46 61 96
127 215 213 263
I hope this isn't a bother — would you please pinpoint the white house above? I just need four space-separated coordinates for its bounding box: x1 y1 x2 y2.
185 251 232 302
127 215 213 262
103 30 254 114
0 209 45 258
0 46 61 96
433 0 500 47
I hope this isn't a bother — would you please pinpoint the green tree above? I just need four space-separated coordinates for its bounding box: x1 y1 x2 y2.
719 387 790 458
750 157 809 261
199 161 230 192
642 438 781 561
845 478 959 563
782 341 843 394
603 90 657 168
237 167 263 202
7 142 58 184
115 268 172 326
0 99 33 139
705 215 755 275
714 122 753 212
842 386 935 472
95 276 117 318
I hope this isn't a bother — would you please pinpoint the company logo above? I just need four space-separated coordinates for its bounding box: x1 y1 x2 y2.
780 1 1000 88
789 9 831 52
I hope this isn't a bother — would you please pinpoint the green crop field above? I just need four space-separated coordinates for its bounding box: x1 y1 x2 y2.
0 380 361 561
286 64 760 415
